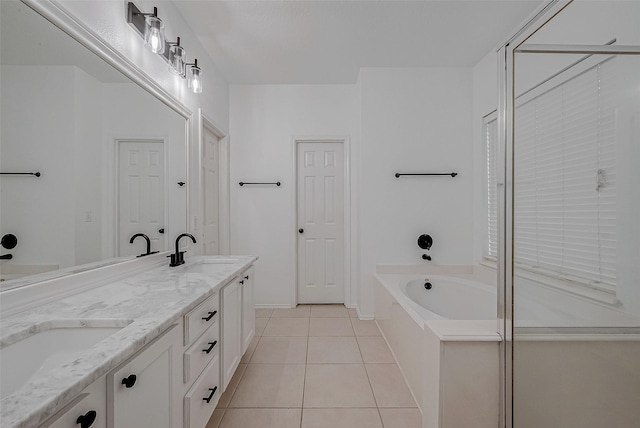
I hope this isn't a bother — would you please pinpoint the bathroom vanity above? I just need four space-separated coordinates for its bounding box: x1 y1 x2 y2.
0 256 257 428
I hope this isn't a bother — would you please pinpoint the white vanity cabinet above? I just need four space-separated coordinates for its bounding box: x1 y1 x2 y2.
222 267 255 391
39 377 106 428
240 266 255 354
221 278 242 390
182 293 221 428
107 324 181 428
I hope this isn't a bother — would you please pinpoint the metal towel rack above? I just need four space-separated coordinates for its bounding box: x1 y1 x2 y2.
239 181 281 187
395 172 457 178
0 172 41 177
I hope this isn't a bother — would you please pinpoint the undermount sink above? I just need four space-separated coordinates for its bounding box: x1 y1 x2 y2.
181 258 239 274
0 322 131 399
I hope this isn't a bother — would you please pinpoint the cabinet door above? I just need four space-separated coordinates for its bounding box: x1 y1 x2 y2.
241 267 255 354
39 377 106 428
221 280 242 390
107 325 180 428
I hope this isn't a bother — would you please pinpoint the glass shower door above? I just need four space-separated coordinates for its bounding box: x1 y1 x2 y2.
509 2 640 426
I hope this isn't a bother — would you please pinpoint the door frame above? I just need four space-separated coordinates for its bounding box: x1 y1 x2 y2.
292 137 352 307
195 109 230 255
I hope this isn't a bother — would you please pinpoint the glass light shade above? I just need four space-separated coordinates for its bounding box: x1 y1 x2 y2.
168 45 185 75
144 16 165 54
188 66 202 93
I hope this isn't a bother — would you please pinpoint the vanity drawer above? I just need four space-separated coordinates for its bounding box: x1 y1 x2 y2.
184 321 220 384
184 355 220 428
184 292 219 345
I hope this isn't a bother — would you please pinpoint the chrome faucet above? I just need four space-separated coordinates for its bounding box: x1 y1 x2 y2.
129 233 158 257
169 233 197 267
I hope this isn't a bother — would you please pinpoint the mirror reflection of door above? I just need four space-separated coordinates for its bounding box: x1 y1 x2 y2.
202 125 220 255
117 140 165 257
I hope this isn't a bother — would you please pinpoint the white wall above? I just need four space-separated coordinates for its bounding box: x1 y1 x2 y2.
358 68 475 316
230 85 358 307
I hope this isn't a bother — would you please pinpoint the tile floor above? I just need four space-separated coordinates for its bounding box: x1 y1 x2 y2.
205 305 422 428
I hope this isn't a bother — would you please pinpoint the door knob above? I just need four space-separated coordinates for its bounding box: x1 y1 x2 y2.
159 228 165 234
298 228 304 234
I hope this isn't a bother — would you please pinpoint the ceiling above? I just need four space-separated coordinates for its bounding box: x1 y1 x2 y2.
174 0 543 84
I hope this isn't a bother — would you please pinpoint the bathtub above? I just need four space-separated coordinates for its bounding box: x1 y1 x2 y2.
374 268 500 428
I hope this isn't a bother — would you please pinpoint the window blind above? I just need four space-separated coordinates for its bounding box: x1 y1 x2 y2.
485 115 498 259
512 59 617 291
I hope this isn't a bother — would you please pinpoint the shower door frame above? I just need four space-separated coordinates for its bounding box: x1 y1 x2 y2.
497 0 640 426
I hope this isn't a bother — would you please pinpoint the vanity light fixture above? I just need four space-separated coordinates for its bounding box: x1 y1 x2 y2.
127 2 203 94
126 3 165 54
185 59 203 93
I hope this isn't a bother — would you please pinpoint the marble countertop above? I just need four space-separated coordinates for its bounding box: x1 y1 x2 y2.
0 255 257 428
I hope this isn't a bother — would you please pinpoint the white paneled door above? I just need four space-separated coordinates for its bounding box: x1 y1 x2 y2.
297 142 345 303
117 140 165 257
202 125 220 255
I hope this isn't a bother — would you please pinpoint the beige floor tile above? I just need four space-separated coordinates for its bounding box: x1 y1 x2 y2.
307 337 362 364
272 305 311 317
304 364 376 408
350 318 382 336
348 308 358 318
217 364 248 408
205 409 225 428
230 364 305 408
255 317 268 336
255 308 274 318
263 317 310 336
366 364 417 407
309 317 354 336
378 408 422 428
311 304 349 317
301 408 383 428
219 409 302 428
240 336 260 364
357 337 395 363
250 336 308 364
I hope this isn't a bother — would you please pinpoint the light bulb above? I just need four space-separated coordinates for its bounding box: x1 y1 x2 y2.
144 16 165 54
189 66 202 93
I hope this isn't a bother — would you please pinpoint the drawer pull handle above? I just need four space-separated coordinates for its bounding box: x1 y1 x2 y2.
202 310 217 321
203 386 218 403
76 410 97 428
244 275 249 280
239 280 244 285
203 340 218 354
121 374 137 388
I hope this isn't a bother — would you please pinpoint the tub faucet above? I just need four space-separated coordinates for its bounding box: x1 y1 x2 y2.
169 233 197 267
129 233 158 257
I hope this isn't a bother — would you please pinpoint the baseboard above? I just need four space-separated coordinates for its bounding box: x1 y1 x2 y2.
254 303 295 309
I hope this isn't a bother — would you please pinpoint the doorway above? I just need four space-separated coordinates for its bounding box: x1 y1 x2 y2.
296 141 346 304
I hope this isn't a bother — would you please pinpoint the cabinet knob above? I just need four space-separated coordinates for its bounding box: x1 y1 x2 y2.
203 341 218 354
244 275 249 280
203 386 218 403
121 374 137 388
298 228 304 234
202 310 217 321
76 410 97 428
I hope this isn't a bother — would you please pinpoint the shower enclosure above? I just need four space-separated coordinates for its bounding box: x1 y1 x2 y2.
498 1 640 426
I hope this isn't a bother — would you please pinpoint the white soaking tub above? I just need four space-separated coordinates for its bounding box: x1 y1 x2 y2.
374 267 501 428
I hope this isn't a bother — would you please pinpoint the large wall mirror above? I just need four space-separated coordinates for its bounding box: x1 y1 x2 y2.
0 0 189 287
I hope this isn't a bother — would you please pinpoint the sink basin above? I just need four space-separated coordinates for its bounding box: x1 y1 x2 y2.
0 323 129 399
181 259 239 274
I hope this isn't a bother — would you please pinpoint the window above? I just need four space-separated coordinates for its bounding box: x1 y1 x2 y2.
486 58 617 293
